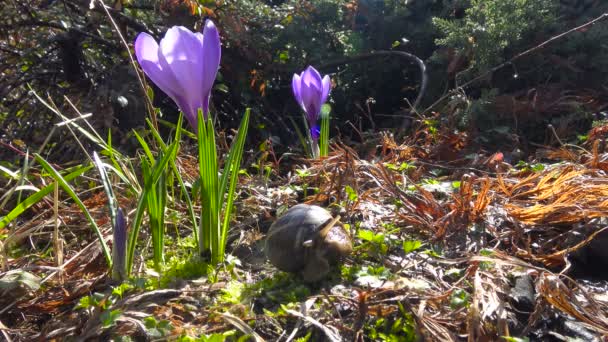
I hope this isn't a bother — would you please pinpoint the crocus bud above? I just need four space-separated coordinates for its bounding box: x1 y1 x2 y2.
112 207 127 281
292 66 331 140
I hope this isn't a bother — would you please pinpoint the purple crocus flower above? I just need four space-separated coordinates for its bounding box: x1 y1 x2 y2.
292 66 331 140
134 20 221 129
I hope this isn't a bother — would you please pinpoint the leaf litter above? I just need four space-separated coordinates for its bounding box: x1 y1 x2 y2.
1 127 608 341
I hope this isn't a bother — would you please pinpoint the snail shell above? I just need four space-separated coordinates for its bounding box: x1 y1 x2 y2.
265 204 352 282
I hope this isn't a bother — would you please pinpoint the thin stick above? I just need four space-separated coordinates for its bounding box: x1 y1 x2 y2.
95 0 157 130
53 181 64 284
0 319 13 342
0 240 6 272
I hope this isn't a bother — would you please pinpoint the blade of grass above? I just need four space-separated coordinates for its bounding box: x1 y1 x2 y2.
93 152 117 227
0 165 91 230
102 128 135 189
158 118 197 140
133 130 155 163
0 151 28 211
157 167 167 267
35 154 112 267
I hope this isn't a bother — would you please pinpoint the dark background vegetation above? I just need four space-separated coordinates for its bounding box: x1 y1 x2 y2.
2 2 608 340
1 0 608 161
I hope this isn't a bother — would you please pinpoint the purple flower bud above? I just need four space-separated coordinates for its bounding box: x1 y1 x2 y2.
112 207 127 281
292 66 331 140
134 20 221 129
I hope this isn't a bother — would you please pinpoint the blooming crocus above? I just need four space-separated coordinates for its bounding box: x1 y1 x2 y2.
292 66 331 141
134 20 221 129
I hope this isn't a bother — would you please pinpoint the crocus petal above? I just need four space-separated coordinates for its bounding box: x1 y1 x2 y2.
321 75 331 104
200 20 221 114
156 49 198 125
134 32 184 102
302 66 322 92
292 73 302 105
302 66 324 120
299 80 317 121
159 26 204 109
177 98 198 126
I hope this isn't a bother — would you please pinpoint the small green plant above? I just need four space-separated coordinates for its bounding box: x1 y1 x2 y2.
219 281 245 305
76 293 107 312
245 272 310 304
450 288 470 309
158 250 211 288
384 162 416 173
144 316 174 338
251 140 274 183
422 245 444 258
366 303 418 341
515 160 545 173
294 332 313 342
176 331 238 342
295 168 312 198
357 229 389 255
75 282 142 331
345 185 358 202
101 309 122 328
111 282 134 299
402 240 422 254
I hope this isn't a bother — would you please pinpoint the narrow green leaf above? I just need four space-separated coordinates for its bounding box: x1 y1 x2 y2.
219 109 250 261
133 130 155 164
288 116 311 158
146 115 197 241
125 141 178 276
319 104 331 157
0 164 91 230
93 152 117 227
198 109 219 258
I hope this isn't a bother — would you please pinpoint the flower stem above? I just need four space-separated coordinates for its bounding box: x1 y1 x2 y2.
311 139 320 159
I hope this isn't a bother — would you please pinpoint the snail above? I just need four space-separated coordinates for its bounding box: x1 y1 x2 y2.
265 204 353 282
